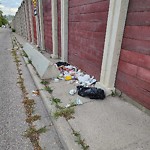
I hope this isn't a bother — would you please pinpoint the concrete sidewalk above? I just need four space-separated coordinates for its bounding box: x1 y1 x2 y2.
14 33 150 150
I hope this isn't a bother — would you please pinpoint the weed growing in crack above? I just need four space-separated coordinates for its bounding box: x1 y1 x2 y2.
20 44 23 48
11 38 47 150
14 59 21 63
73 130 89 150
44 86 53 94
22 98 35 116
51 98 62 106
23 126 42 150
26 115 41 123
22 51 28 58
53 107 75 120
50 95 88 148
111 90 120 97
40 80 49 85
24 126 47 139
23 126 38 138
37 126 47 134
28 59 32 64
51 97 76 120
22 98 35 106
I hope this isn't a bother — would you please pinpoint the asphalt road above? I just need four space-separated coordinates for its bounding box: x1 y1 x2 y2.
0 28 64 150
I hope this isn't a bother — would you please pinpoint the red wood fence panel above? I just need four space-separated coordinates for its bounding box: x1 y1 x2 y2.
116 0 150 109
68 0 109 80
42 0 53 54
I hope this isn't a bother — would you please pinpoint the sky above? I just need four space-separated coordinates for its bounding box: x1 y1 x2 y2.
0 0 22 15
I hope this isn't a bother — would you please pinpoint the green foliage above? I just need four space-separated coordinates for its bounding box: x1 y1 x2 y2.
23 126 47 138
12 28 16 32
2 17 8 24
26 115 41 123
37 126 47 134
40 80 49 85
28 59 32 64
44 86 53 94
53 107 75 120
73 130 89 150
0 11 8 27
23 126 37 138
111 90 119 97
22 51 28 58
51 98 62 105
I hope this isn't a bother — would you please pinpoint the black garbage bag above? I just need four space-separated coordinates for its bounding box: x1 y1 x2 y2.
77 86 105 100
56 61 70 67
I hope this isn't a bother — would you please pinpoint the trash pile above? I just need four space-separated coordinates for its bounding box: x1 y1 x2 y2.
77 86 105 100
32 89 40 96
54 61 105 100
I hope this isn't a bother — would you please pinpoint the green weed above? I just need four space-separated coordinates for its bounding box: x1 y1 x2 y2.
22 51 28 58
51 98 62 105
40 80 49 85
53 107 75 120
73 130 89 150
28 59 32 64
44 86 53 94
37 126 47 134
26 115 41 123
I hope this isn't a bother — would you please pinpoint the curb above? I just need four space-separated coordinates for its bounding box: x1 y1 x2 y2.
14 38 80 150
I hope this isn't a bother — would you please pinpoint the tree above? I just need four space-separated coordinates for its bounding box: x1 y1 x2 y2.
0 10 2 16
0 2 8 26
0 10 8 27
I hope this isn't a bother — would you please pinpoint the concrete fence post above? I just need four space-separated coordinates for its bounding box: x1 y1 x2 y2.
24 0 30 41
51 0 58 58
96 0 129 95
61 0 68 62
28 0 34 43
35 15 40 46
38 0 45 51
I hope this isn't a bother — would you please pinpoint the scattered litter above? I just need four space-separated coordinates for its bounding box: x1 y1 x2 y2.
32 90 40 96
65 65 73 70
68 80 75 84
57 74 64 80
75 81 79 84
65 98 83 108
75 98 83 105
56 61 70 67
77 86 105 100
78 74 90 84
69 89 77 96
55 61 97 86
66 104 71 108
58 73 63 77
54 78 59 82
65 75 72 81
54 62 105 100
